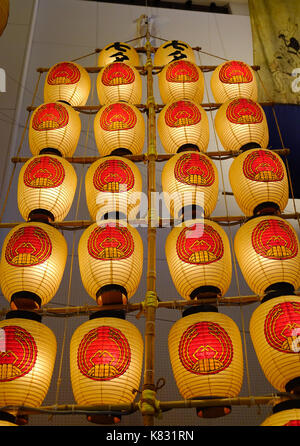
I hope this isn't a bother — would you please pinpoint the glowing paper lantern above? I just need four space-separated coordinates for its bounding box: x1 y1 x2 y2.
70 311 143 424
214 98 269 152
211 60 258 103
94 102 145 156
158 100 209 154
0 222 68 309
29 102 81 157
161 151 219 219
165 219 232 301
234 216 300 299
98 42 140 67
85 156 142 221
44 61 91 107
0 311 56 422
158 60 204 104
78 220 143 305
18 154 77 223
96 62 142 105
154 40 196 66
168 306 243 417
0 0 9 36
261 401 300 426
250 296 300 394
229 148 289 216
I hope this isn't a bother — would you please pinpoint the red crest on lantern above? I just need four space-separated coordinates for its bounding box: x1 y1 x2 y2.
93 159 135 193
101 62 135 86
165 101 202 127
99 103 137 131
23 156 65 189
219 61 253 84
174 153 215 186
87 224 134 261
47 62 81 85
32 103 69 131
226 98 263 124
242 150 284 182
166 61 199 83
285 420 300 426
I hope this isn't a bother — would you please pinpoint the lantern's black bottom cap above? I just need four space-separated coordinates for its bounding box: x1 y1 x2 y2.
110 148 132 156
28 208 54 224
253 201 280 217
39 147 62 157
273 398 300 414
240 142 262 151
262 282 295 303
285 377 300 395
10 291 42 311
96 284 128 306
0 411 17 424
177 144 200 153
6 309 42 323
182 304 218 318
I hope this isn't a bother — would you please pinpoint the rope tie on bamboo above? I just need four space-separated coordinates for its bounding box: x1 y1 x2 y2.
135 378 165 418
135 291 158 319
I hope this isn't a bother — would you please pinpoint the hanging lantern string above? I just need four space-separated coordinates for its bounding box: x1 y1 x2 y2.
71 49 101 63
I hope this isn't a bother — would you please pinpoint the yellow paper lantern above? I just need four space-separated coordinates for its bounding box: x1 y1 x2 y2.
44 61 91 107
165 219 232 301
210 60 258 103
214 98 269 152
98 42 140 67
229 148 289 216
161 151 219 219
158 100 209 154
154 40 196 66
0 222 68 309
158 60 204 104
18 154 77 223
93 102 145 156
70 311 143 424
0 310 56 421
78 220 143 305
96 62 142 106
0 0 9 36
234 216 300 299
168 306 243 417
250 295 300 394
261 401 300 426
85 156 142 221
28 102 81 157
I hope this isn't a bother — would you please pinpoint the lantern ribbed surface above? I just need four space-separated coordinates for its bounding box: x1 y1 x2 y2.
154 40 196 66
0 0 9 36
210 60 258 103
261 408 300 426
0 314 56 410
250 296 300 393
96 62 142 105
78 220 143 302
70 316 143 406
0 420 18 426
93 102 145 156
18 154 77 222
165 219 232 300
161 151 219 218
44 61 91 107
229 148 289 216
168 310 243 400
234 216 300 297
98 42 140 67
158 100 209 154
0 222 68 307
158 60 204 104
29 102 81 157
214 98 269 152
85 156 142 221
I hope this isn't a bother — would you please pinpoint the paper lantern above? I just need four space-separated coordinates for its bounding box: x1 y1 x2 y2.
161 151 219 219
229 148 289 216
0 310 56 422
168 306 243 417
250 295 300 394
158 60 204 104
18 154 77 223
214 98 269 152
98 42 140 67
44 61 91 107
154 40 196 66
29 102 81 157
158 100 209 154
94 102 145 156
210 60 258 103
0 0 9 36
261 401 300 426
0 222 68 309
85 156 142 221
234 216 300 299
70 310 143 424
96 62 142 106
165 219 232 301
78 220 143 305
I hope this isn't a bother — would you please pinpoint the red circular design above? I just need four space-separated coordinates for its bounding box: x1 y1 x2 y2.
174 153 215 186
251 219 298 260
264 301 300 353
5 226 52 267
0 325 37 381
77 325 131 381
226 98 263 124
99 103 137 131
32 103 69 131
219 61 253 84
87 224 134 261
93 159 135 193
285 420 300 426
178 321 233 375
23 156 65 189
176 223 224 265
166 60 199 83
165 100 201 127
101 62 135 86
47 62 81 85
242 150 284 182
